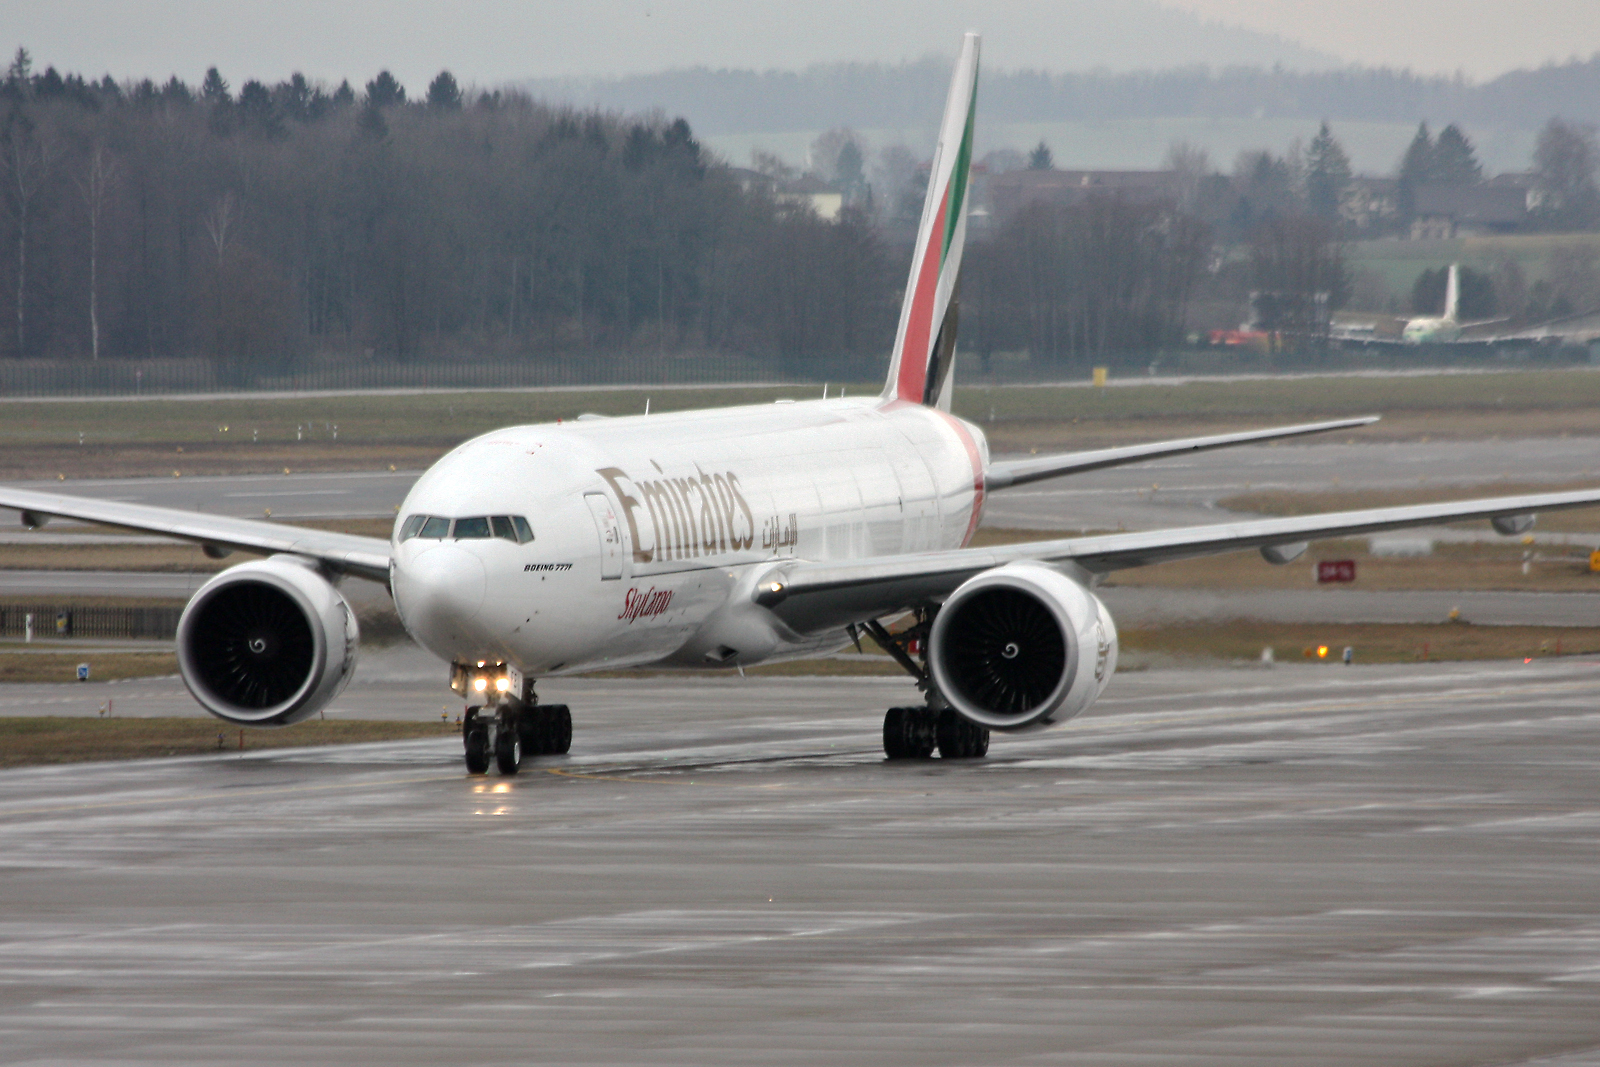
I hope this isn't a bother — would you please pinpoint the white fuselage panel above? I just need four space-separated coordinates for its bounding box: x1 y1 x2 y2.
391 397 987 675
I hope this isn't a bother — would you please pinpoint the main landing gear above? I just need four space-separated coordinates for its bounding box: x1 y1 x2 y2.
462 702 572 775
856 612 990 762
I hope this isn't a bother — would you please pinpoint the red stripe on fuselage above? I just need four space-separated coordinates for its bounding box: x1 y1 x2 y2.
894 187 950 403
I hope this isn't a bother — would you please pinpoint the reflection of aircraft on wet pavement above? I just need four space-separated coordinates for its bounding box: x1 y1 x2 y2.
1333 263 1600 349
9 36 1600 775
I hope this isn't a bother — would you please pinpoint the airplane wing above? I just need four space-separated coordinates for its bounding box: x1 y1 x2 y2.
0 486 392 584
986 416 1378 489
753 486 1600 633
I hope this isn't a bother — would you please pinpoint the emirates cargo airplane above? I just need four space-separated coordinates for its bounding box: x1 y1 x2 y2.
6 35 1600 773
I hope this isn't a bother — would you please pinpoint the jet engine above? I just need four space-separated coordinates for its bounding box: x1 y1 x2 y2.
176 556 360 726
927 561 1117 732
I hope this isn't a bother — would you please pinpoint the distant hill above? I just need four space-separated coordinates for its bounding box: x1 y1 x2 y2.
512 0 1339 81
528 55 1600 140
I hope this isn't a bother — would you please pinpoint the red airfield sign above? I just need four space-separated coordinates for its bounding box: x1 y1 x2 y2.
1316 560 1356 584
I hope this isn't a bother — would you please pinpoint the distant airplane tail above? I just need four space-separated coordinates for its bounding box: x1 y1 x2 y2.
881 33 979 413
1444 262 1460 322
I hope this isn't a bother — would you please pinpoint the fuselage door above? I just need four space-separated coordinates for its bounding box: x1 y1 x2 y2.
584 492 624 580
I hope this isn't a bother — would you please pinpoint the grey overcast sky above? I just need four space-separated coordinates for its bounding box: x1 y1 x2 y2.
3 0 1597 87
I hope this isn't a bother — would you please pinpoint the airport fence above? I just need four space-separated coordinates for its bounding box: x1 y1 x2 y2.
0 605 182 640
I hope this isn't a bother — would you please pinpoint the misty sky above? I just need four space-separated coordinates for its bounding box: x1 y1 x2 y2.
3 0 1597 88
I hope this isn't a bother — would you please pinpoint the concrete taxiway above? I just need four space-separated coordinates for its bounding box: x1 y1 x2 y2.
3 659 1600 1064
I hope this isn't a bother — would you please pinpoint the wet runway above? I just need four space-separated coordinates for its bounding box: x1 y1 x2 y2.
3 660 1600 1064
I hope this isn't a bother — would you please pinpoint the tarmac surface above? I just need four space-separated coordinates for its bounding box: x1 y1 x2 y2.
3 659 1600 1064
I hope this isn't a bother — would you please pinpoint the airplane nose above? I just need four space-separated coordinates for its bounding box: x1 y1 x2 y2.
394 544 487 631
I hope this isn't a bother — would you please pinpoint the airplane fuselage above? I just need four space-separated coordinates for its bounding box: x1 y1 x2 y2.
1401 316 1462 344
391 397 988 676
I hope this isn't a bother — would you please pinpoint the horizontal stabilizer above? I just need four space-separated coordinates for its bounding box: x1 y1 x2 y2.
986 416 1379 490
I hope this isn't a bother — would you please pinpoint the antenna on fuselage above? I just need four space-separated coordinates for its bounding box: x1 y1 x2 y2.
644 398 650 416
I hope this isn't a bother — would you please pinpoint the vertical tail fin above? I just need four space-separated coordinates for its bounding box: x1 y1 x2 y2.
881 33 979 412
1444 262 1460 322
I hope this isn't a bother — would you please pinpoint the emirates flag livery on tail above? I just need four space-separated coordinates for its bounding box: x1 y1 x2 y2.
7 34 1600 770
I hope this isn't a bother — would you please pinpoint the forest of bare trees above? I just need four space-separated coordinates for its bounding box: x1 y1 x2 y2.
0 52 1233 381
965 197 1211 364
0 55 898 378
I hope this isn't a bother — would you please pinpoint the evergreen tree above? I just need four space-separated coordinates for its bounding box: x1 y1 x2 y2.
1432 124 1482 185
426 71 462 111
160 76 191 105
1027 140 1053 170
200 67 230 104
1399 122 1433 183
237 80 283 137
364 71 405 108
1397 122 1434 220
1305 121 1352 222
6 47 32 100
332 80 355 107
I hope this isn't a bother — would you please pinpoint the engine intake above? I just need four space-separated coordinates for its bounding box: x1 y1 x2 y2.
928 561 1117 732
176 556 359 726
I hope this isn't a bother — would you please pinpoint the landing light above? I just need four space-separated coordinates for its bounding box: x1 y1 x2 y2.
452 660 521 701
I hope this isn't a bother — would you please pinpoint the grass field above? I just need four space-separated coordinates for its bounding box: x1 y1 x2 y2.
1347 233 1600 301
0 716 458 767
0 651 176 684
7 369 1600 479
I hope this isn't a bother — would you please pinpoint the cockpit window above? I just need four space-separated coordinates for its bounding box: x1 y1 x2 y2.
453 516 492 539
399 514 533 543
400 515 450 541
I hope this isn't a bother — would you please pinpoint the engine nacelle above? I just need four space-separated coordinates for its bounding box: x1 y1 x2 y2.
176 556 360 726
928 561 1117 732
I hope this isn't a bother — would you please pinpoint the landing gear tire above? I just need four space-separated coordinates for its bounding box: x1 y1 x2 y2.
464 718 490 775
495 724 522 775
518 704 573 756
548 705 572 755
883 706 936 760
936 709 990 760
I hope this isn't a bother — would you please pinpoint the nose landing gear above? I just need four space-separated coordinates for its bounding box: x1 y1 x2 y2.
462 701 573 775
